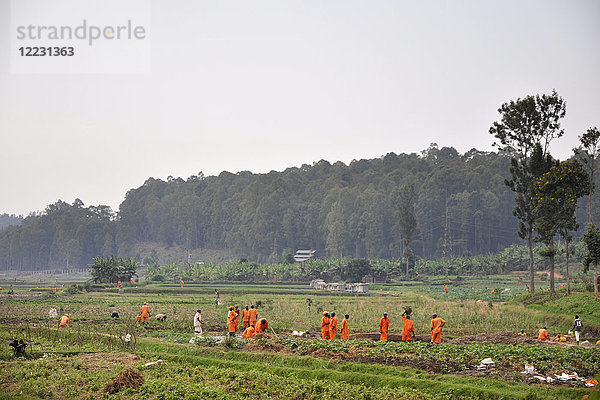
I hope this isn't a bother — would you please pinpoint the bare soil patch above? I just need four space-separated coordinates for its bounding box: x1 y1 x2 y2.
448 331 563 346
77 352 141 370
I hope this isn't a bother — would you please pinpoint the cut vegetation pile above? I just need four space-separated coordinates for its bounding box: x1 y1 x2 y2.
103 368 145 394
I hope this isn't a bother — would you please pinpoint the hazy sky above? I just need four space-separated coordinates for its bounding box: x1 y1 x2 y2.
1 0 599 216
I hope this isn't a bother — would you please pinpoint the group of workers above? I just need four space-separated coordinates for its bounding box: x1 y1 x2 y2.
226 305 269 339
533 315 589 345
319 312 350 340
320 310 447 343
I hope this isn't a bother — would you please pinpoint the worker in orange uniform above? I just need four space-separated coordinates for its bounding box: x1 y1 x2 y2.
180 279 184 287
329 312 338 339
117 280 122 288
256 318 268 333
321 312 330 339
140 302 150 325
379 312 389 341
401 311 415 341
518 329 527 336
340 314 349 340
241 305 250 330
248 305 259 327
242 324 256 339
227 306 237 337
59 314 70 327
130 279 134 286
537 326 550 341
444 284 448 294
430 313 446 343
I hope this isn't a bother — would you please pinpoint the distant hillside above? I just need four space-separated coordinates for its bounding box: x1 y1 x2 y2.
3 145 593 270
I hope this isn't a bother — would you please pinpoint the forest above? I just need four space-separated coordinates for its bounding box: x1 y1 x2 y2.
4 143 593 271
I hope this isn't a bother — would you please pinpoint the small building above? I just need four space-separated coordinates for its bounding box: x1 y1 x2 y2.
356 283 369 293
326 283 346 291
309 280 368 293
310 279 326 289
294 249 316 262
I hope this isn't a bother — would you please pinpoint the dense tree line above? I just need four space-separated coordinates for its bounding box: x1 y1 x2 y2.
0 145 596 270
0 213 23 231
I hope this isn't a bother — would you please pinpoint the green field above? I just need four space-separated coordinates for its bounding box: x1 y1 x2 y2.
1 276 599 399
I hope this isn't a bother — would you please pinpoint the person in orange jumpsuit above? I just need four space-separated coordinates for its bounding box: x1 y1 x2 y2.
180 279 184 287
401 312 415 341
241 305 250 329
130 279 134 286
537 326 550 340
248 305 259 327
321 312 330 339
256 318 268 333
117 280 122 288
242 324 256 338
329 312 338 339
379 312 389 341
340 314 349 340
140 302 150 325
227 306 237 337
59 314 69 327
430 313 446 343
444 284 448 294
518 329 527 336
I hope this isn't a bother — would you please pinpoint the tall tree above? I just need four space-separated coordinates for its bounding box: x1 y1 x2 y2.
533 160 589 294
490 90 566 293
398 181 417 274
583 224 600 300
576 127 600 224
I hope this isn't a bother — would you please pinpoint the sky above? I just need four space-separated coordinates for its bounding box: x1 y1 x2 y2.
0 0 599 216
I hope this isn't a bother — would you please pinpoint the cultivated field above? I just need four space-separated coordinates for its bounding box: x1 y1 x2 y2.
0 274 599 399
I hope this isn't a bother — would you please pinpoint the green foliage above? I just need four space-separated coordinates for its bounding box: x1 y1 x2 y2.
0 147 525 269
583 224 600 272
89 255 138 284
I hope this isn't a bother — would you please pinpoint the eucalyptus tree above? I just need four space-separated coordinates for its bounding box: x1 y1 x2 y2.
489 90 566 293
583 223 600 300
397 181 417 274
576 127 600 224
533 160 589 294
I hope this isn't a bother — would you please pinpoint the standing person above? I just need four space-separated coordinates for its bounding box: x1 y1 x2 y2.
59 314 69 327
401 311 415 341
329 312 338 339
248 305 259 327
227 306 237 337
430 313 446 343
241 305 250 330
180 279 184 287
130 279 134 286
340 314 350 340
140 302 150 325
214 289 220 305
573 316 583 345
444 284 448 294
233 306 240 331
379 312 389 341
321 312 330 339
194 309 202 335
